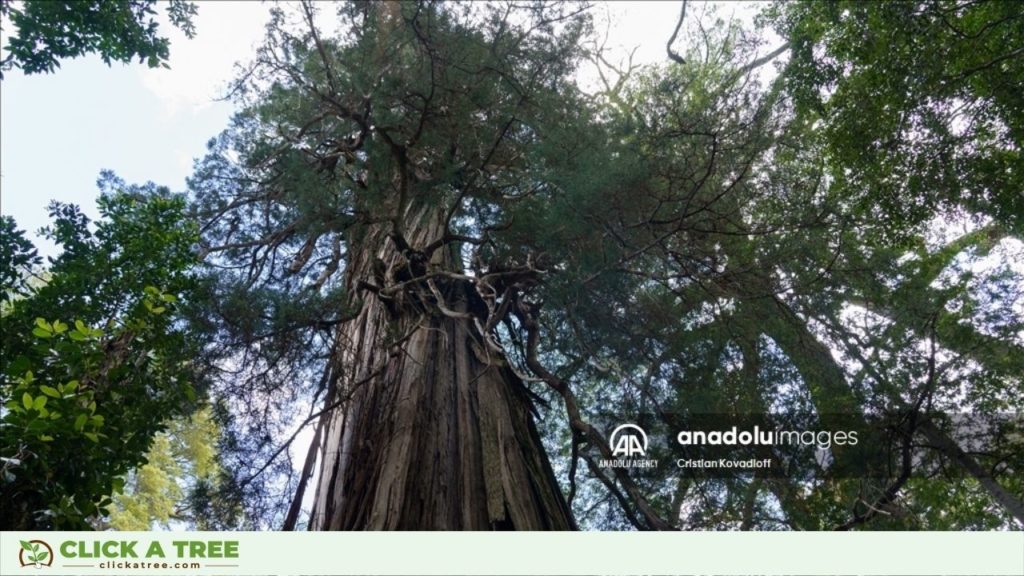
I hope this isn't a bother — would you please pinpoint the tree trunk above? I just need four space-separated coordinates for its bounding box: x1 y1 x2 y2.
308 203 575 530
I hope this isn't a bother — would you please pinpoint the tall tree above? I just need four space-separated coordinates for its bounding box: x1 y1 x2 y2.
192 1 590 530
190 0 1024 531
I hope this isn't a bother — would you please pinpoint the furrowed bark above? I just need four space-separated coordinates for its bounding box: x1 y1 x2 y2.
308 203 574 530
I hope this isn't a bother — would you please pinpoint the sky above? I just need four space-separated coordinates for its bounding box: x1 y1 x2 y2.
1 1 271 256
0 1 769 258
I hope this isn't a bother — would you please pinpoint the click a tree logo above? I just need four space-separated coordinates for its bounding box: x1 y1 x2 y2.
610 424 648 458
18 540 53 569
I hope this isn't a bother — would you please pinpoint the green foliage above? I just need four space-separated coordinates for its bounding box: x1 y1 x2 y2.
181 1 1024 531
109 406 239 530
186 1 596 525
519 3 1024 530
2 0 1008 532
0 178 200 529
0 216 41 305
0 0 197 77
764 0 1024 235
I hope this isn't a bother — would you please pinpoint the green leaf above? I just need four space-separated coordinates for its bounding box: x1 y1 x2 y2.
22 393 33 410
40 385 61 398
33 396 47 411
32 327 52 338
84 432 100 443
20 541 33 552
74 414 88 431
65 379 79 393
52 320 68 334
36 551 48 562
39 435 54 442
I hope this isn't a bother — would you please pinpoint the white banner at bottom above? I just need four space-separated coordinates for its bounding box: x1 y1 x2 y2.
1 531 1022 576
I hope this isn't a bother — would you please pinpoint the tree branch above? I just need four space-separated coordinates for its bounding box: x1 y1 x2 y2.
667 1 688 64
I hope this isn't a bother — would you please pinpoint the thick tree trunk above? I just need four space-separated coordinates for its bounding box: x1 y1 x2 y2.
308 203 574 530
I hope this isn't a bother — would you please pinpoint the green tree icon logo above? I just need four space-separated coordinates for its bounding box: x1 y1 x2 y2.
18 540 53 569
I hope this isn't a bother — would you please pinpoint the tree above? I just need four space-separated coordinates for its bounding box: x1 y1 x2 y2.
0 176 201 529
0 0 197 77
109 406 241 530
192 0 591 530
189 0 1023 531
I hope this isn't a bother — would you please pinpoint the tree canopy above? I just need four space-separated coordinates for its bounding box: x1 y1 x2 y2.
0 0 197 77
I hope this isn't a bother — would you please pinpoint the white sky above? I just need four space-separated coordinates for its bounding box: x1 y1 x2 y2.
0 1 767 258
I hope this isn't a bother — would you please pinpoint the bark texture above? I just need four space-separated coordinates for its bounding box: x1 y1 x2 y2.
308 204 574 530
